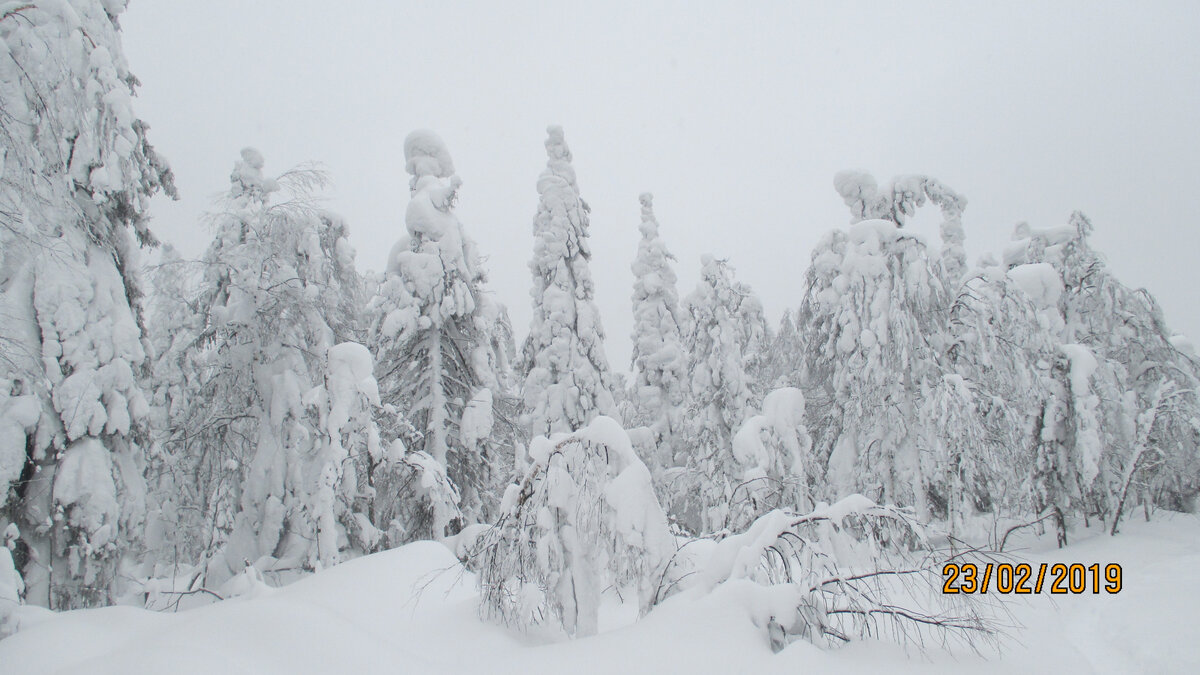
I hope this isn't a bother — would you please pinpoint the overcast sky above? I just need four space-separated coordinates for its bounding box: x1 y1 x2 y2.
121 1 1200 372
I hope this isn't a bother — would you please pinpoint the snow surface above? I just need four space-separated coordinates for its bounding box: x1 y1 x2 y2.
3 514 1199 673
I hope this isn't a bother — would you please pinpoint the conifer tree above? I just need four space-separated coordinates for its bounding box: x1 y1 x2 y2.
520 126 617 439
366 130 516 528
628 193 686 475
0 0 175 608
673 256 762 533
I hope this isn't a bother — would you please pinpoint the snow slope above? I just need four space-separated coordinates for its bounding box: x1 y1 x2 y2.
2 515 1198 673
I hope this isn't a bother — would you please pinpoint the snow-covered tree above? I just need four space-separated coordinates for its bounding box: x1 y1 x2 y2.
969 212 1200 544
303 342 385 568
1046 214 1199 530
798 214 948 519
928 262 1061 534
628 193 687 476
141 245 204 568
477 416 674 637
0 0 175 609
366 130 516 529
670 256 763 534
162 150 362 584
762 309 804 390
730 387 816 524
520 126 618 439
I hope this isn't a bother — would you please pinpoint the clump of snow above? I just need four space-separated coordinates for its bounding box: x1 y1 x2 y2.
323 342 381 444
0 383 40 488
404 129 456 182
1059 343 1102 483
1006 262 1063 309
53 439 120 547
229 147 279 197
1170 334 1196 357
0 546 23 638
1059 343 1098 395
459 388 494 452
1003 222 1078 267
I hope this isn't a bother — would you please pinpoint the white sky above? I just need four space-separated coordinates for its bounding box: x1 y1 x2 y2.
121 1 1200 373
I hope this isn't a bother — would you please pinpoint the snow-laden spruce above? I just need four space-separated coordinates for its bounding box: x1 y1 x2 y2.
520 126 618 439
366 130 517 531
668 256 766 535
628 193 688 479
762 309 805 390
0 0 175 610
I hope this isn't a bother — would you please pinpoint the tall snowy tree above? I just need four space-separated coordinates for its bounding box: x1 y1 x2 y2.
142 244 204 566
366 130 516 530
0 0 175 609
628 193 686 476
520 126 617 438
928 261 1062 535
799 207 949 519
670 256 763 534
303 342 388 568
160 150 363 584
1012 214 1200 536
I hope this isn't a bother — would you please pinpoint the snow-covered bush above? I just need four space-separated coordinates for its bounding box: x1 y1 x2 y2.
730 388 816 526
657 496 999 653
476 416 675 637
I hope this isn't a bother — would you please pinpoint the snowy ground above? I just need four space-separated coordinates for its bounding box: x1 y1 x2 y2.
2 512 1197 674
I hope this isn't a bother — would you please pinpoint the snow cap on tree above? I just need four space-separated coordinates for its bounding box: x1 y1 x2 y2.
404 129 456 190
230 147 279 199
638 193 656 235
